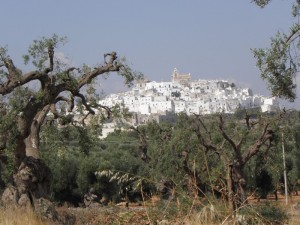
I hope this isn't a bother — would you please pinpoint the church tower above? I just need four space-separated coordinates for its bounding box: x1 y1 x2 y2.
172 68 179 83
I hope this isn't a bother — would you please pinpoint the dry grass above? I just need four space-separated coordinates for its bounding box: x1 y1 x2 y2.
0 194 299 225
248 193 300 224
0 206 52 225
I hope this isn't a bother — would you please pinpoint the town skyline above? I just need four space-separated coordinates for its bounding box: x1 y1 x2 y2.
99 68 279 126
1 1 299 108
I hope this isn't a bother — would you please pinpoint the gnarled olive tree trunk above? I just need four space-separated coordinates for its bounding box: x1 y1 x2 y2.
227 163 247 212
6 105 52 207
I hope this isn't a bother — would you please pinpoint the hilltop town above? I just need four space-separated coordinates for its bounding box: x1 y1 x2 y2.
99 68 279 126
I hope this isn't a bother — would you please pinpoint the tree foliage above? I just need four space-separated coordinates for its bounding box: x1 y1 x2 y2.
25 108 300 210
252 0 300 101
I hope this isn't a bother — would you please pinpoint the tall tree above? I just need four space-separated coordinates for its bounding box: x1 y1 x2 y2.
0 34 139 207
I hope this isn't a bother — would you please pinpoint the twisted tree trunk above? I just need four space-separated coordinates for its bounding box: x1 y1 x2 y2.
2 105 52 207
227 163 247 212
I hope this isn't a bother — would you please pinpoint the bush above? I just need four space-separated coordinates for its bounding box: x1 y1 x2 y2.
239 203 288 225
255 169 273 199
42 150 82 205
256 204 288 224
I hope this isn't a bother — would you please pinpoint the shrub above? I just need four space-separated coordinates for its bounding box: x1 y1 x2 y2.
239 203 289 225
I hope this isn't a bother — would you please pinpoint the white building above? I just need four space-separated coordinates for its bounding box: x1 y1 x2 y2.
98 68 279 123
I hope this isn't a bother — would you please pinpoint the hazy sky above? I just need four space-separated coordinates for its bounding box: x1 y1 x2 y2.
1 0 299 108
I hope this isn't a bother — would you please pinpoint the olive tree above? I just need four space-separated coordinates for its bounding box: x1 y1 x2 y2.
191 112 281 211
0 34 139 207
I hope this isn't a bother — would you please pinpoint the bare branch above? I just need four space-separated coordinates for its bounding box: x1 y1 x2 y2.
55 95 74 112
241 122 274 166
77 112 91 126
218 115 242 160
0 70 47 95
193 117 220 156
68 95 75 112
52 52 124 99
66 67 80 74
286 24 300 45
52 92 112 126
194 114 210 134
75 92 95 115
35 105 51 125
236 134 248 151
55 95 69 103
104 51 117 64
130 126 150 162
3 57 19 81
77 52 122 89
89 102 112 119
245 113 251 130
50 104 61 119
50 96 92 126
52 96 71 117
194 114 214 143
236 113 253 149
48 45 54 72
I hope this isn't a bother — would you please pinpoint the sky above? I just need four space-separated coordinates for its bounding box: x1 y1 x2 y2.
1 0 300 108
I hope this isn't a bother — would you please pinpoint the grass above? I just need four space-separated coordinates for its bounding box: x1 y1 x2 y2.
0 206 53 225
0 194 299 225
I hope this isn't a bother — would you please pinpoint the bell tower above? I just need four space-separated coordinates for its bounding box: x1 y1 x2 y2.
172 68 178 83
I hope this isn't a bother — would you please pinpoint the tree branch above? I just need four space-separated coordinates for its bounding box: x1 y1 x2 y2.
77 52 122 88
75 92 95 115
286 24 300 45
45 45 54 73
35 105 51 126
241 122 274 166
89 102 112 119
54 52 122 96
104 51 117 64
50 104 62 119
218 115 242 160
55 95 74 112
0 70 47 95
236 113 253 149
66 67 80 75
194 114 214 143
130 126 150 162
78 112 92 126
3 58 19 80
193 118 220 156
